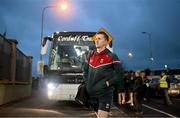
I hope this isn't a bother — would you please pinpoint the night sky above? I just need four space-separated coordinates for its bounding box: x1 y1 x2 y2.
0 0 180 76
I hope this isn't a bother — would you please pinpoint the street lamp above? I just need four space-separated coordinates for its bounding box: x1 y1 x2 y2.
128 52 134 69
40 3 68 61
38 3 68 86
60 3 68 10
128 52 133 58
164 64 168 69
150 57 154 61
142 32 154 62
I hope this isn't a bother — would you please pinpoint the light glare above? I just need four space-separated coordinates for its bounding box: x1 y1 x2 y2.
60 3 68 10
48 91 53 96
48 83 55 89
128 53 133 57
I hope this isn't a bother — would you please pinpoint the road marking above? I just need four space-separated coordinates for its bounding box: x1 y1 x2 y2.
143 104 177 118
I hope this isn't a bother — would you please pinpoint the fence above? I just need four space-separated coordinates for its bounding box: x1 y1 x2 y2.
0 34 32 84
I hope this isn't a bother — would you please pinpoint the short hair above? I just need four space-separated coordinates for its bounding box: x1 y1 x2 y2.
129 70 134 73
96 31 109 41
162 70 168 74
140 70 145 73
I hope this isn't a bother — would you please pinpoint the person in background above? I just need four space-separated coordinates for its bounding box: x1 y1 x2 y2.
159 71 172 105
126 71 135 106
134 71 144 115
142 71 151 102
123 71 129 105
118 71 127 105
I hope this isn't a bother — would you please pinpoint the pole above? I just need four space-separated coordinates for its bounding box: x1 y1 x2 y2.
39 6 56 90
142 32 153 62
40 6 56 61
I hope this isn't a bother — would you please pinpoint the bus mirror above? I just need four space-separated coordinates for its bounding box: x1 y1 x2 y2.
42 36 53 47
41 39 49 55
42 38 48 47
37 60 44 76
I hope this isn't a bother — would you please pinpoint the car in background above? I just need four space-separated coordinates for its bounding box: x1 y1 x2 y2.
149 76 180 98
168 77 180 97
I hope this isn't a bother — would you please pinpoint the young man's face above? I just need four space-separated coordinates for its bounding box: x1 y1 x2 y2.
135 72 140 77
94 34 108 49
161 72 165 76
140 72 145 78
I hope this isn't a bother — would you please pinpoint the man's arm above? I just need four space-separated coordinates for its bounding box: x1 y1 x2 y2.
166 77 170 88
107 53 124 90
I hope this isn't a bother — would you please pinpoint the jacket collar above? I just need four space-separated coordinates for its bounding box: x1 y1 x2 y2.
95 48 109 55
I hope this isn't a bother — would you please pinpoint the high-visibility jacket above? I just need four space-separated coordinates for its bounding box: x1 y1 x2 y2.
160 75 168 88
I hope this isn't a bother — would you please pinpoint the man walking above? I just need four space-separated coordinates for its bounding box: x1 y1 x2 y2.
83 28 124 118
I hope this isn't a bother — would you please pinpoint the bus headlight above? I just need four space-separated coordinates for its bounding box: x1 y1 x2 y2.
47 83 56 90
48 91 53 96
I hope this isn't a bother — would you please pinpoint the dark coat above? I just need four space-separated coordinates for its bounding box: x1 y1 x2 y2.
83 48 124 97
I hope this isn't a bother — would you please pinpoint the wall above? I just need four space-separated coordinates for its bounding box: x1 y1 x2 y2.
0 85 31 105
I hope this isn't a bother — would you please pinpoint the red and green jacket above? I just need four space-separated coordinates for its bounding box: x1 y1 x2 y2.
83 48 124 97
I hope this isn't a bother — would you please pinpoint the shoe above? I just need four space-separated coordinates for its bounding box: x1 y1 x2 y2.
139 111 143 115
109 111 113 116
135 111 143 115
126 101 131 104
135 112 139 115
130 103 134 106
